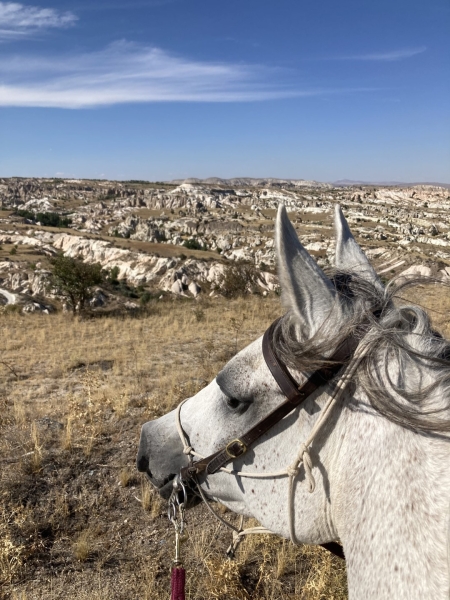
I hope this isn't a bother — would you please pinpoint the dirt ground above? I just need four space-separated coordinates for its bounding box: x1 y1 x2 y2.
1 286 449 600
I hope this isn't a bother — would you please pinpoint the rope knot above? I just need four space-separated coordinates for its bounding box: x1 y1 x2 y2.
183 446 193 455
287 444 315 492
286 463 299 478
299 444 315 493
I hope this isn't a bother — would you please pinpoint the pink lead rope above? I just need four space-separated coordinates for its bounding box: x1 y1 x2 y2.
171 566 186 600
168 477 188 600
170 567 186 600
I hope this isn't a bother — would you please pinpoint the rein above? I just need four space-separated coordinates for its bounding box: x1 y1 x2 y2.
170 316 373 563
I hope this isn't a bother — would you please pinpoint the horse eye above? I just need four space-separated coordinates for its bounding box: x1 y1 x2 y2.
226 397 241 410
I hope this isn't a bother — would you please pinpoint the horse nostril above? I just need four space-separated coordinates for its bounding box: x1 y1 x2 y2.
137 454 150 474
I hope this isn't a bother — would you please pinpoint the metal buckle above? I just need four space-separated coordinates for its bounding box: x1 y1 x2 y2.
168 475 187 530
168 475 188 566
225 439 247 459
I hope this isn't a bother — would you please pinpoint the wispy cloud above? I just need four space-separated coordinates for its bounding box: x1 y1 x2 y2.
0 41 372 108
0 1 77 39
76 0 177 10
333 46 427 62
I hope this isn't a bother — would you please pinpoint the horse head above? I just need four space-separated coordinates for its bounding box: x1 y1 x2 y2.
137 205 450 599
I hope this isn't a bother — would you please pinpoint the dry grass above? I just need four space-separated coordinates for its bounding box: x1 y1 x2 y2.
0 287 449 599
119 467 134 488
140 479 162 519
399 283 450 337
73 529 94 562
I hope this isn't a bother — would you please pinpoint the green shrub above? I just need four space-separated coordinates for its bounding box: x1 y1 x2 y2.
108 266 120 285
217 262 259 299
115 279 139 298
15 209 72 228
4 304 21 314
183 238 204 251
140 291 152 305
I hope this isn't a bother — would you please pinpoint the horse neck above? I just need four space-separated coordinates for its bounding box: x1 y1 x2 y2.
333 397 450 600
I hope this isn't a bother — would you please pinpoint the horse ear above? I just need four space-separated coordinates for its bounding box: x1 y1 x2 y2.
334 205 383 289
276 205 337 338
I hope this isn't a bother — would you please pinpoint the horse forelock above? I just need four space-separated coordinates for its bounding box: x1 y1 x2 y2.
273 270 450 434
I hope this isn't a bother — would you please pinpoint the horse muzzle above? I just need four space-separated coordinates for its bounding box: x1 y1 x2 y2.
136 414 190 499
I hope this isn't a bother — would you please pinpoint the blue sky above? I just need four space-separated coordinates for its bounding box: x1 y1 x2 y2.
0 0 449 182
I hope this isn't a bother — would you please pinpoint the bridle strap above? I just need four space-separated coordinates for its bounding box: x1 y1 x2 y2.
181 317 360 479
175 315 377 561
262 317 360 403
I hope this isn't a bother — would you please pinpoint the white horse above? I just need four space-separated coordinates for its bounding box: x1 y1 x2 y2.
137 205 450 599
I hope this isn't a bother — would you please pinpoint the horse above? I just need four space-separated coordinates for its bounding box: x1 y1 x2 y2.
137 205 450 599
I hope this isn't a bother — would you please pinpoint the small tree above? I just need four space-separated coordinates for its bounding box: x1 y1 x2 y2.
217 261 259 298
50 254 103 314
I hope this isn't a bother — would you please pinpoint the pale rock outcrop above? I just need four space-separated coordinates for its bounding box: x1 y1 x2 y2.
188 281 201 297
0 232 56 255
5 269 50 296
171 280 185 295
223 247 254 262
305 241 328 252
397 265 434 283
52 233 179 286
215 235 233 252
109 215 167 242
206 264 226 285
89 289 108 307
23 198 54 212
258 271 279 292
439 268 450 280
22 301 52 314
0 288 16 304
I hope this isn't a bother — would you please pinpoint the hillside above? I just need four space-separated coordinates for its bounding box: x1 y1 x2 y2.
1 177 449 313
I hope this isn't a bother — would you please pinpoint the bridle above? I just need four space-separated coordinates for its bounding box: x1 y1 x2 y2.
173 316 373 560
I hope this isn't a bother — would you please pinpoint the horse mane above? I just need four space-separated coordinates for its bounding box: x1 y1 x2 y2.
273 271 450 433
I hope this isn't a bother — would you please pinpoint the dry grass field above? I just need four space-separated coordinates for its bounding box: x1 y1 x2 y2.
1 284 449 600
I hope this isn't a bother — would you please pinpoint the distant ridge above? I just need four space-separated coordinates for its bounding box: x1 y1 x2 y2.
168 177 331 188
167 177 450 189
332 179 450 188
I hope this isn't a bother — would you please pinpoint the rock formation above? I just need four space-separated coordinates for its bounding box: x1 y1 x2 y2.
0 177 449 311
